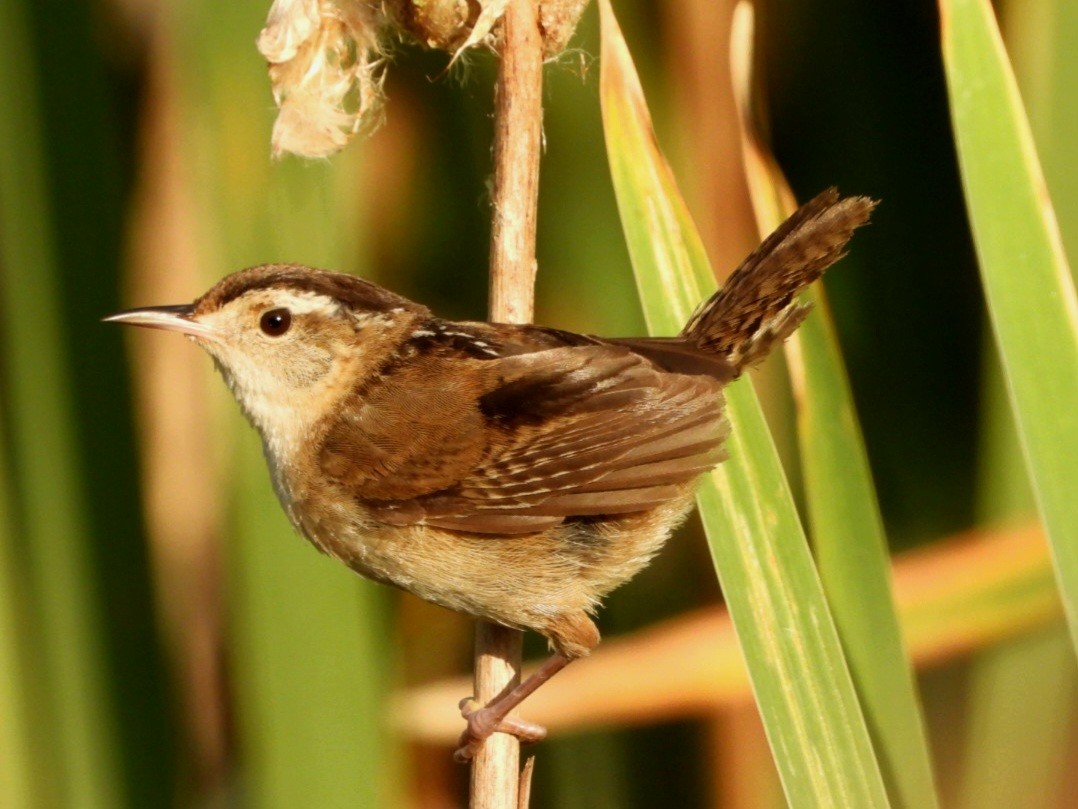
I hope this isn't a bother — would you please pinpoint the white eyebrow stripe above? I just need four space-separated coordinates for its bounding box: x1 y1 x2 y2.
250 289 339 315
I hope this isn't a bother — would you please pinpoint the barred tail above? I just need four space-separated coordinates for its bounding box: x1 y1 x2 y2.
682 188 876 373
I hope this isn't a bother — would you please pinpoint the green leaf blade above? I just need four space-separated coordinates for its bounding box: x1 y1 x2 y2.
598 1 890 805
0 0 124 803
940 0 1078 653
731 49 939 793
732 12 939 789
793 297 940 809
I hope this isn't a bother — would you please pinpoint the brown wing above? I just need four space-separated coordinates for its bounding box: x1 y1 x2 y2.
321 344 728 535
319 361 489 501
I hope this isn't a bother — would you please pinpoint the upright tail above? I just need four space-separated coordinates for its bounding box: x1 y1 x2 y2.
681 188 877 373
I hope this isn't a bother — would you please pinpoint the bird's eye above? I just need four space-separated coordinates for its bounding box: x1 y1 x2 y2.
259 308 292 337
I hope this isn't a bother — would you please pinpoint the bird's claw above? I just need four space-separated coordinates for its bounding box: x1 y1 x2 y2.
453 697 547 763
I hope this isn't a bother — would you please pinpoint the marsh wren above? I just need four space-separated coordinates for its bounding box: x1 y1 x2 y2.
108 189 874 760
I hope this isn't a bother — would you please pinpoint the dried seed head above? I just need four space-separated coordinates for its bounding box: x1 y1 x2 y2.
384 0 507 55
258 0 592 158
382 0 473 52
258 0 386 159
538 0 590 56
385 0 590 58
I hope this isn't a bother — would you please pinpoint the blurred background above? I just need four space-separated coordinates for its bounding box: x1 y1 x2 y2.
1 0 1076 806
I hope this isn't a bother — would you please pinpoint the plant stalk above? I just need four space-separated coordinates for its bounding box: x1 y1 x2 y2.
472 0 543 807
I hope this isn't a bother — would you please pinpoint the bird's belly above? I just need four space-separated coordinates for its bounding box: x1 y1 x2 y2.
290 489 593 629
275 466 697 637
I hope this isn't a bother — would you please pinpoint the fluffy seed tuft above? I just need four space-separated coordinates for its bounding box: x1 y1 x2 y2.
258 0 386 159
258 0 593 158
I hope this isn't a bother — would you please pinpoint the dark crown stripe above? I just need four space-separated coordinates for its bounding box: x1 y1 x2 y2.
195 264 427 315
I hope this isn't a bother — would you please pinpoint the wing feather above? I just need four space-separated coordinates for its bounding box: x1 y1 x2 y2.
323 343 729 534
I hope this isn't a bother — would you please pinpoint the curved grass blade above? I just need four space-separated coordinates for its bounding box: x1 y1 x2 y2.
959 2 1078 803
0 423 37 808
939 0 1078 653
0 0 122 803
730 7 939 808
598 1 889 805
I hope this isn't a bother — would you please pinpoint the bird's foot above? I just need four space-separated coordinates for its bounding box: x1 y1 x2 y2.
453 698 548 763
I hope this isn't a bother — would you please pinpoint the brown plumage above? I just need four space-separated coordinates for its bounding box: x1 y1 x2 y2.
106 188 876 757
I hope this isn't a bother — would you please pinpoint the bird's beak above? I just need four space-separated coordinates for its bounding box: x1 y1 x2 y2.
103 304 218 341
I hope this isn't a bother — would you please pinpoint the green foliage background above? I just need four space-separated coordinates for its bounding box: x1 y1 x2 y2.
1 0 1075 807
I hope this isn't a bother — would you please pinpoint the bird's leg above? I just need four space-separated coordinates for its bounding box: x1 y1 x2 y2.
453 653 572 762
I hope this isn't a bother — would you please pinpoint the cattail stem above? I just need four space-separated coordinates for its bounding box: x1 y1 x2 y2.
488 0 543 325
473 0 544 807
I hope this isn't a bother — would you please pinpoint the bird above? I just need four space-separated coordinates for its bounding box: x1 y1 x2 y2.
106 188 875 760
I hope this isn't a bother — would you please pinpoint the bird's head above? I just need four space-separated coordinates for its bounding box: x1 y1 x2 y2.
106 264 428 446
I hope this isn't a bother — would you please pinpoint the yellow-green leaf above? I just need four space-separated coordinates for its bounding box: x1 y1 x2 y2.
598 1 889 805
729 6 939 807
940 0 1078 654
